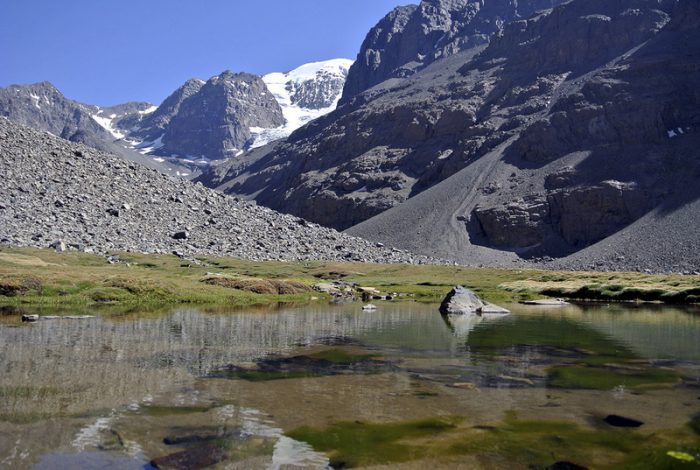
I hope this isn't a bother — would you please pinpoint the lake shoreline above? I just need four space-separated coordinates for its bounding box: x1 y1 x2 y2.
1 247 698 312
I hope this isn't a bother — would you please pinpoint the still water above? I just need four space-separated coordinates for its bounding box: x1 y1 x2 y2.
0 302 699 469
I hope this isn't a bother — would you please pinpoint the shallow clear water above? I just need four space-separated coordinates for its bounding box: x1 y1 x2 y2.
0 302 699 469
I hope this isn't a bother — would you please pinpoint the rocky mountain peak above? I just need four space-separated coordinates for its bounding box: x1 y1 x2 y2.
158 71 284 160
339 0 567 104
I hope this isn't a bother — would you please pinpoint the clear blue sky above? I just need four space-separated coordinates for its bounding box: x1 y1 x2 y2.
0 0 404 106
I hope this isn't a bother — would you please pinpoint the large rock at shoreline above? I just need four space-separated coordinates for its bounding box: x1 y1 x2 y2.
439 286 509 315
440 286 485 314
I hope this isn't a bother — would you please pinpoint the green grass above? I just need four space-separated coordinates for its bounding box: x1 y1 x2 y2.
1 246 698 310
501 272 700 304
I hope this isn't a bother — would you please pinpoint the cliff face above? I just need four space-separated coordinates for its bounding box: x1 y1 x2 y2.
339 0 565 104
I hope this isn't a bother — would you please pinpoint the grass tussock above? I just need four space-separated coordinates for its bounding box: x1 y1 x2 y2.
501 272 700 304
203 277 313 295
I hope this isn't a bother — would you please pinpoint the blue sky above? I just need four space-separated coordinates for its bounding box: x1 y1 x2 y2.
0 0 403 106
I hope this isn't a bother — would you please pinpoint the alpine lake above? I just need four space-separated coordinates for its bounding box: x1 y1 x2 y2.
1 301 699 469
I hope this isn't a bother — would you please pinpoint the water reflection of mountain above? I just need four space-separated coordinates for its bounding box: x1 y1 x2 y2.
569 306 700 361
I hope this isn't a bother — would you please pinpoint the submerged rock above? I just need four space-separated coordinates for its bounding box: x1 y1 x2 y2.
150 444 226 469
546 462 589 470
521 299 570 306
603 414 644 428
439 286 509 315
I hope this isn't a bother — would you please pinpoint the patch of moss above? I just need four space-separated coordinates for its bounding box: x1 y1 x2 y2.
287 417 462 468
449 413 647 468
547 365 680 390
606 446 700 469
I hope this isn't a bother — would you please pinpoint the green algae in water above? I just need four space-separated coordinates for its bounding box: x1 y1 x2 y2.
547 365 681 390
450 413 663 469
286 416 462 468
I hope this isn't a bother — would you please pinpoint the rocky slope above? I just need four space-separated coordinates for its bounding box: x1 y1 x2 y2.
339 0 566 105
0 117 435 264
200 0 699 272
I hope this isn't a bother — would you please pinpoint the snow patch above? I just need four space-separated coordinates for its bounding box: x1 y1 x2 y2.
29 94 41 110
135 134 164 154
667 127 685 139
438 149 453 160
91 114 125 139
139 105 158 115
250 58 353 149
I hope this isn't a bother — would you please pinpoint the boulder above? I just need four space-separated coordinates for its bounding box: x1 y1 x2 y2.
440 286 484 314
440 286 510 315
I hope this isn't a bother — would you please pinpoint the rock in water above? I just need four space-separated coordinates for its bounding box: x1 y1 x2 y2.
440 286 510 315
439 286 485 314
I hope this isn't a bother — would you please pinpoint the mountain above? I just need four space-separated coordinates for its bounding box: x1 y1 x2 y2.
0 81 125 152
0 59 352 175
157 71 284 161
131 60 352 162
339 0 565 105
198 0 700 272
347 0 700 272
0 117 429 264
196 0 571 229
